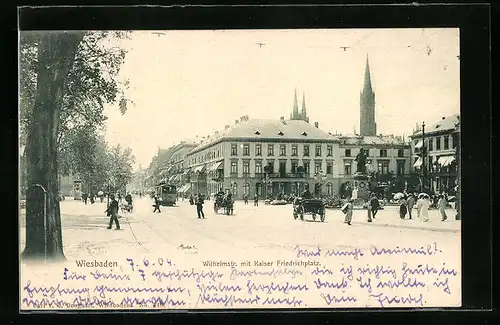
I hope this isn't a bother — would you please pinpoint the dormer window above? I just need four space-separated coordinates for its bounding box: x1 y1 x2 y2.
278 131 284 136
302 132 308 136
255 131 261 135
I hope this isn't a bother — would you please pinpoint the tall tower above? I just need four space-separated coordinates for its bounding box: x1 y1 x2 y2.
360 55 376 136
290 89 309 122
290 89 300 120
300 92 309 123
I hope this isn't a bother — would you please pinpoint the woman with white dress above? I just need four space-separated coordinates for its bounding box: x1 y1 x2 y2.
420 195 430 222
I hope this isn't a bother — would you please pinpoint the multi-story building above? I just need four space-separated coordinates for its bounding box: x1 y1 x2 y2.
185 113 342 199
335 134 411 196
165 140 198 195
409 114 460 194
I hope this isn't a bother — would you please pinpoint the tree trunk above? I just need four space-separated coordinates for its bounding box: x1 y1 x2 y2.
22 32 85 262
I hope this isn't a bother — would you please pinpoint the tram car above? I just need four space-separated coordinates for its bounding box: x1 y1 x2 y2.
155 182 177 206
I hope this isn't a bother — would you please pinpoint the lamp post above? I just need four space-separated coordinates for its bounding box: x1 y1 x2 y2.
421 121 426 192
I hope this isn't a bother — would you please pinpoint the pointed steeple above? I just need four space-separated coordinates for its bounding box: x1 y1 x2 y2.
301 92 307 120
360 54 376 136
292 89 299 119
363 54 373 93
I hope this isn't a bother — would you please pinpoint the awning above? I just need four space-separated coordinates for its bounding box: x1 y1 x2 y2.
439 156 455 167
415 140 423 149
193 165 206 173
175 174 182 182
209 161 223 171
183 168 191 175
168 175 176 182
178 184 192 193
413 157 423 168
159 166 173 176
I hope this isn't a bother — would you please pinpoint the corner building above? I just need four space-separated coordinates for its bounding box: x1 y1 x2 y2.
185 116 342 199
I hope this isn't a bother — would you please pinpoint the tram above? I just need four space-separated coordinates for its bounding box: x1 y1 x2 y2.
155 182 177 206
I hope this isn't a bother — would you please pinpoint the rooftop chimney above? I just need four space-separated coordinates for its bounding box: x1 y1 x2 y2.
442 116 446 120
224 125 230 129
314 122 319 128
235 119 239 124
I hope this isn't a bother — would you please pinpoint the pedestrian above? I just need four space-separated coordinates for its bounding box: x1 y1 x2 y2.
90 193 95 204
399 196 407 219
106 194 120 230
254 193 259 206
406 193 415 219
82 192 88 205
153 195 161 213
438 194 448 221
244 194 248 205
196 193 205 219
369 193 379 220
419 195 430 222
343 198 354 226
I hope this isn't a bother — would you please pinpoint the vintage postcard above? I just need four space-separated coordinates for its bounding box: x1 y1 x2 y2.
19 28 461 310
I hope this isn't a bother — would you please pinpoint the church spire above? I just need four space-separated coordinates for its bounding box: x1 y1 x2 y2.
291 89 299 119
363 54 372 93
360 54 376 136
301 92 308 122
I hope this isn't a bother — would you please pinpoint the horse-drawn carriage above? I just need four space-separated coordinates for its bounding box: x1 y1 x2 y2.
293 198 326 222
214 193 234 215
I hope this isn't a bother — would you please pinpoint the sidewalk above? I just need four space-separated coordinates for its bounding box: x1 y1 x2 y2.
326 206 460 233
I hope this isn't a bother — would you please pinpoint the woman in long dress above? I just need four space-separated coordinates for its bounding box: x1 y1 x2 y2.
420 196 430 222
438 194 448 221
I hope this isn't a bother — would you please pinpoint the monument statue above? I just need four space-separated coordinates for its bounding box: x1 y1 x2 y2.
355 148 368 174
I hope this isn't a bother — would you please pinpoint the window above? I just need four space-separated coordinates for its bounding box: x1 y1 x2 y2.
303 162 310 174
280 144 286 156
436 137 441 150
428 156 433 171
398 149 404 157
231 144 237 156
255 161 262 174
266 162 274 174
327 162 333 174
231 161 238 174
327 145 333 157
291 162 298 174
304 145 310 157
380 149 388 157
345 149 351 157
444 136 449 150
428 138 434 151
397 160 406 176
243 144 250 156
279 162 286 176
315 162 322 174
292 145 298 156
315 145 322 157
377 160 390 174
255 144 262 156
267 144 274 156
243 161 250 174
326 183 333 196
243 183 250 195
344 161 352 175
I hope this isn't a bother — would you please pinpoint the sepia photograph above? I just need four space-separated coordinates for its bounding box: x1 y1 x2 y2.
19 27 462 310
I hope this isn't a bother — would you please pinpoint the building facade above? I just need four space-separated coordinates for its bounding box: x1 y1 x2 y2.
185 115 342 199
335 134 411 197
410 115 460 194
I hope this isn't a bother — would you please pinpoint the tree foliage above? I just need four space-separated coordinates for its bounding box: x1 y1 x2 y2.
20 31 134 261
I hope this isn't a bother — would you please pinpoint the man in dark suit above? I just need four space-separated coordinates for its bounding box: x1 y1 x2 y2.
196 193 205 219
106 194 120 230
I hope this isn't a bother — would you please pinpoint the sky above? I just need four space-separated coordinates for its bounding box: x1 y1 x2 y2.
102 28 460 169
